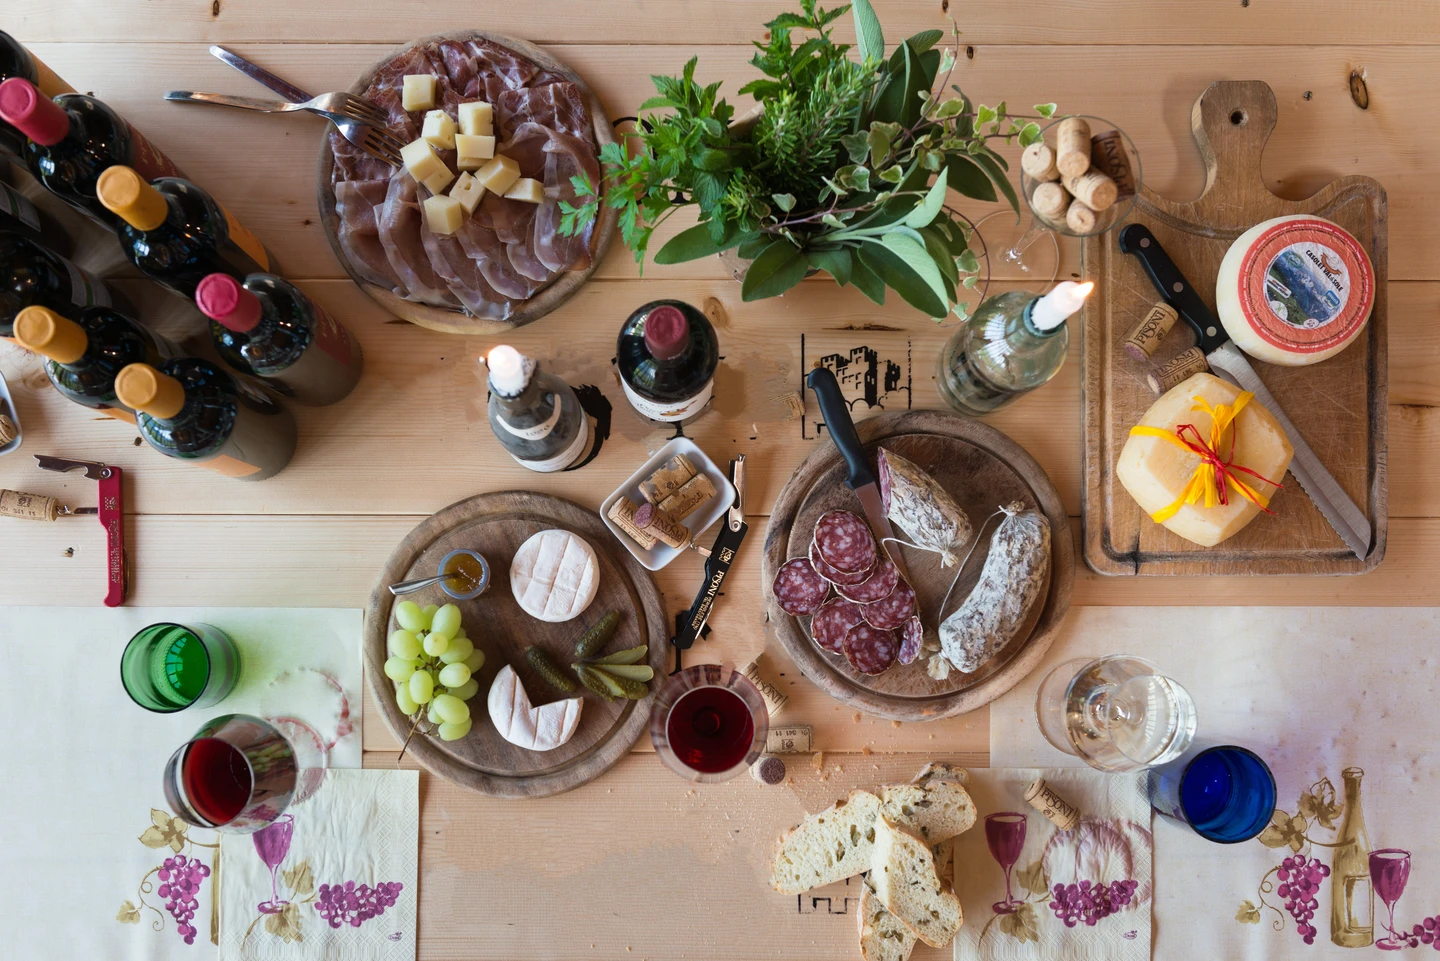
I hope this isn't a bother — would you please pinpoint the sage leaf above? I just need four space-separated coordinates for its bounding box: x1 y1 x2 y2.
737 234 773 260
903 170 950 229
849 0 886 66
859 241 947 317
808 248 852 286
741 240 808 301
654 223 750 264
879 233 950 306
919 227 959 289
906 29 945 54
848 248 887 305
971 151 1020 217
946 155 996 203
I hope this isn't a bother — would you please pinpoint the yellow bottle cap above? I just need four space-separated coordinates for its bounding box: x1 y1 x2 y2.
13 305 87 364
96 165 168 231
115 363 186 419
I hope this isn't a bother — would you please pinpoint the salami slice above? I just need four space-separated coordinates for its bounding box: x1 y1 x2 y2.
810 596 865 654
836 555 901 605
810 537 874 586
861 579 918 630
771 557 831 617
813 510 877 574
843 623 898 675
898 616 924 665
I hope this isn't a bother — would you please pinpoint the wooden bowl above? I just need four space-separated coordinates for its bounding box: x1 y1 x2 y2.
317 31 619 335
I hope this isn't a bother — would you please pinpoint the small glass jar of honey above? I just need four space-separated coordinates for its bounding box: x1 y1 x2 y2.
438 548 489 600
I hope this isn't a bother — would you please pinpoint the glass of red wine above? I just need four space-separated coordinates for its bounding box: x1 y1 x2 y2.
650 664 768 783
985 812 1028 914
163 714 327 834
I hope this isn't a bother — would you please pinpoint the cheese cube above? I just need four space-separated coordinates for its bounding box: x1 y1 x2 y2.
401 138 448 184
401 74 437 112
423 194 465 236
423 168 455 195
458 101 494 137
449 171 486 214
504 177 545 204
455 134 496 169
474 155 521 196
421 109 456 150
1116 372 1294 547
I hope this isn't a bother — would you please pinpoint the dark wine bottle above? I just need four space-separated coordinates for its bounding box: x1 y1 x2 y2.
0 78 182 226
485 345 591 472
97 166 272 299
616 299 719 423
196 273 362 407
114 358 297 482
1 229 113 337
11 303 180 417
0 31 75 161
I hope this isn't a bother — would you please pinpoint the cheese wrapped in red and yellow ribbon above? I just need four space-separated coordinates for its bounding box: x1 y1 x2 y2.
1116 372 1294 547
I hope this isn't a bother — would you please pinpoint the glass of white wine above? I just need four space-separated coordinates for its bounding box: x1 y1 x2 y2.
1035 655 1196 772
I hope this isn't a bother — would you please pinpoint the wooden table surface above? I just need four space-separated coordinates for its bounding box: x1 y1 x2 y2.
3 3 1436 958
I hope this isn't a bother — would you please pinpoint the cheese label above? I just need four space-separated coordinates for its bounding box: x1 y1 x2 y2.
1237 218 1374 357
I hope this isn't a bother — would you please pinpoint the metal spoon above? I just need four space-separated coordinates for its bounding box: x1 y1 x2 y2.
388 573 452 595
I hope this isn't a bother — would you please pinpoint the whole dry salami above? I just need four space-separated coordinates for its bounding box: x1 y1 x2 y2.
810 596 865 653
898 616 924 665
810 537 874 586
861 579 918 630
813 510 877 574
842 623 898 675
771 557 831 617
939 503 1051 672
836 555 901 605
877 448 974 568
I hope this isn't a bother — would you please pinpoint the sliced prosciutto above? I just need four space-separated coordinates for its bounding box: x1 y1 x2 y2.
334 180 396 288
377 174 457 307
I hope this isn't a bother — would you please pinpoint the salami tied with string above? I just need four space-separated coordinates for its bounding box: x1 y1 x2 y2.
836 555 901 605
813 510 877 574
861 579 917 630
810 537 874 586
843 623 898 675
898 616 924 665
771 558 831 617
810 596 865 654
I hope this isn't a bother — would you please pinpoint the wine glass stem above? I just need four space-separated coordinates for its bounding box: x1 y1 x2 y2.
1004 865 1015 905
270 865 280 903
1001 217 1049 265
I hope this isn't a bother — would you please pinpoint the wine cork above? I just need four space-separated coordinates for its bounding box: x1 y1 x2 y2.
1025 778 1080 831
0 489 59 521
1031 181 1070 222
657 471 715 521
634 501 690 549
1061 168 1118 212
1020 141 1059 182
750 754 787 786
606 497 658 549
0 414 16 447
765 724 813 754
1065 199 1098 234
742 655 789 719
1147 347 1210 395
1123 302 1181 362
1090 129 1136 198
1055 117 1092 177
638 453 696 505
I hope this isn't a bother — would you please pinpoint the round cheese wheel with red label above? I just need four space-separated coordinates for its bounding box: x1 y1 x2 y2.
1215 215 1375 366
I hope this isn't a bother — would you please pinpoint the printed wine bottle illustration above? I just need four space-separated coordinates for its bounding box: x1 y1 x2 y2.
1330 766 1374 947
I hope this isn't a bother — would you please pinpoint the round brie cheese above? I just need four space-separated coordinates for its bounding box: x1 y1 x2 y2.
1215 215 1375 366
509 529 600 623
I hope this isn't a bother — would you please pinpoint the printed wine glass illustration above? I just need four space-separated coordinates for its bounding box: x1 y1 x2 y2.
253 814 295 914
1370 848 1412 950
986 812 1028 915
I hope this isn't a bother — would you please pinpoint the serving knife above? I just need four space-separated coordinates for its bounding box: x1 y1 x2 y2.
805 367 911 582
1118 223 1372 558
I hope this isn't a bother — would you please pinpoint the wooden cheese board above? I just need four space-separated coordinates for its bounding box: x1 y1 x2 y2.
363 491 667 798
1081 80 1388 575
762 410 1073 722
317 30 619 335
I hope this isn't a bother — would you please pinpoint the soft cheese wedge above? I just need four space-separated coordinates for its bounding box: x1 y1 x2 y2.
1117 371 1294 547
510 529 600 623
487 664 583 751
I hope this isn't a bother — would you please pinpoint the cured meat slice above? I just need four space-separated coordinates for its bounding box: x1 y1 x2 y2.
771 558 831 617
843 624 898 676
862 579 918 631
813 510 877 574
334 179 399 289
507 240 553 283
836 555 900 605
330 128 395 183
422 225 508 318
377 174 459 307
476 193 539 245
810 597 865 654
809 538 874 586
898 616 924 665
497 82 593 144
534 130 600 272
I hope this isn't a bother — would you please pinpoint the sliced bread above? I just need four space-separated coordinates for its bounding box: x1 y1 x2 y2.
770 790 883 894
870 818 964 948
857 879 916 961
878 774 977 844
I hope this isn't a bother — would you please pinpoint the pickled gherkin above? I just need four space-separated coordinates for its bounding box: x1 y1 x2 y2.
576 665 617 701
525 646 576 693
574 610 621 659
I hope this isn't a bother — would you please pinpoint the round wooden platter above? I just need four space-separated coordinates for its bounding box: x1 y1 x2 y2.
363 491 667 798
762 410 1074 722
317 30 619 335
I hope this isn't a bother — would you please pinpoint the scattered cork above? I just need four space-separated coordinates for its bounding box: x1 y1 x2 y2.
811 751 825 772
862 745 873 756
852 712 862 723
780 391 805 421
891 720 902 728
750 754 787 786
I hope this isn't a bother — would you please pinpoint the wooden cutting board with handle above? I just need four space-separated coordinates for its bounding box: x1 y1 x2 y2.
1081 80 1388 575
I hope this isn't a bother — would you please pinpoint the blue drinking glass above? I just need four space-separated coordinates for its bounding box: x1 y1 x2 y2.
1145 744 1276 843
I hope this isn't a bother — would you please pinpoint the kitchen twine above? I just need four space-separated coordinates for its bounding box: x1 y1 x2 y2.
879 502 1023 621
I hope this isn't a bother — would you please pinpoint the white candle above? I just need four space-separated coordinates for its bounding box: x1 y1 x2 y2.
1031 280 1095 331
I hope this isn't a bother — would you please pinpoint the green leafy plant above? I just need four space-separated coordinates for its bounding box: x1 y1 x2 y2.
560 0 1055 319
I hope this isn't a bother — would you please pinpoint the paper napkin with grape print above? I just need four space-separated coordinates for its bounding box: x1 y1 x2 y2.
951 768 1152 961
219 769 418 961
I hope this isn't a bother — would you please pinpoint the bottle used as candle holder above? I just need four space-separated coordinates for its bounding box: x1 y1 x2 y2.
936 280 1093 416
484 345 591 473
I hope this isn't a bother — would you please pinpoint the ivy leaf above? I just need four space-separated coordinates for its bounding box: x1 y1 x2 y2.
655 223 750 263
772 192 796 212
1018 121 1043 147
934 97 966 120
976 104 997 126
807 248 852 286
849 248 886 304
877 164 904 184
741 240 809 301
939 47 955 74
1034 102 1058 118
841 132 871 164
957 249 980 273
962 274 979 288
821 213 846 229
859 239 947 317
866 127 891 166
849 0 885 65
903 170 949 229
946 155 996 202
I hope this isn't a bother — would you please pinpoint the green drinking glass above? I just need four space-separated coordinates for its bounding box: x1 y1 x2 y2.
121 622 241 713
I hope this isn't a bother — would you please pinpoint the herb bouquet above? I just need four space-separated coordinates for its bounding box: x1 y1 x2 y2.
561 0 1055 320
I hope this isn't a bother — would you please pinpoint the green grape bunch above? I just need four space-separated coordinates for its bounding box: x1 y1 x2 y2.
384 600 486 742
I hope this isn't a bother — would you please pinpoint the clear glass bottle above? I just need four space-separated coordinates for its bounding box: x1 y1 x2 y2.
485 345 590 473
1331 767 1374 947
936 281 1092 415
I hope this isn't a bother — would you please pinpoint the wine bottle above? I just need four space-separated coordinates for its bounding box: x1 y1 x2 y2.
1 229 112 337
0 31 75 161
1330 766 1374 947
195 273 362 407
11 303 179 418
97 166 272 299
114 358 297 482
484 345 591 472
0 78 182 226
615 300 719 423
936 281 1093 416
